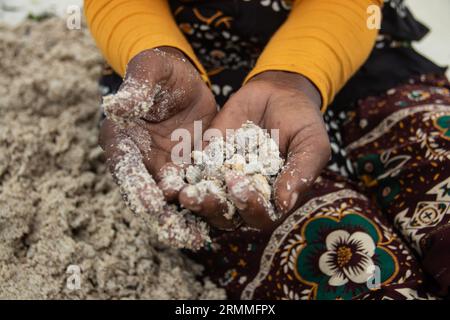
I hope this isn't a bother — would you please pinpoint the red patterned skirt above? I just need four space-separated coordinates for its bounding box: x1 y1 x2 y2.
187 75 450 300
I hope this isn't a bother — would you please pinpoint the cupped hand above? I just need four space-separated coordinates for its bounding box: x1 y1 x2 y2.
99 47 217 216
100 47 216 174
180 71 331 231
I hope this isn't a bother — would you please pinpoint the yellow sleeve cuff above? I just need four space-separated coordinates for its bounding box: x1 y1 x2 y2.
245 0 382 111
84 0 209 84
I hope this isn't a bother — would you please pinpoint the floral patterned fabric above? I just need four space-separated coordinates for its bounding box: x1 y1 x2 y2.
187 75 450 300
166 0 445 107
344 75 450 296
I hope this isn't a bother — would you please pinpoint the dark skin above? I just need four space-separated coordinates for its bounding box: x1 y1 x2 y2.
99 47 216 173
100 47 331 232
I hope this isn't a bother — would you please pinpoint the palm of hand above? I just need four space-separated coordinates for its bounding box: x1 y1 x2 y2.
100 48 217 176
100 52 329 234
189 72 331 231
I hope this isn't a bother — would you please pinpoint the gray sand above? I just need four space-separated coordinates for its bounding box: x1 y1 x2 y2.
0 18 225 299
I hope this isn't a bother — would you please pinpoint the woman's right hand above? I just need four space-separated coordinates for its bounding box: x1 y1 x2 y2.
99 47 217 219
99 47 217 213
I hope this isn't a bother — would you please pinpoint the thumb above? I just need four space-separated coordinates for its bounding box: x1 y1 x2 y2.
274 132 330 215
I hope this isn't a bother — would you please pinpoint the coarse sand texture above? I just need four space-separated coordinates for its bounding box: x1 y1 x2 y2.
0 18 225 299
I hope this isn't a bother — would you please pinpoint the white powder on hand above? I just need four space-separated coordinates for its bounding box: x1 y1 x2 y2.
105 81 284 249
180 121 284 223
113 138 210 250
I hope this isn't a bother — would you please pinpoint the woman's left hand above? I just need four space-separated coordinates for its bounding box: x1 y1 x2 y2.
179 71 331 231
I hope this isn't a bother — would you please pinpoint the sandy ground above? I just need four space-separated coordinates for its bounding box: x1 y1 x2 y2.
0 18 225 299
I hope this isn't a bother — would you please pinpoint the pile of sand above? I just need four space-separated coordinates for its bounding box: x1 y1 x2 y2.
0 18 225 299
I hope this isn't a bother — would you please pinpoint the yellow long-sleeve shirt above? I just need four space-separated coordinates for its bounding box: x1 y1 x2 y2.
85 0 381 110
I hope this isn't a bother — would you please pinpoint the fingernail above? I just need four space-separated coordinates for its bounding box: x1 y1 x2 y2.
287 192 299 213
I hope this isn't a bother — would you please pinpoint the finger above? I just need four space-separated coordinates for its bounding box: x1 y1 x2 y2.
107 136 210 250
109 138 211 250
99 120 212 250
118 116 175 176
98 119 126 171
274 132 330 215
157 163 186 203
99 119 166 213
109 136 166 215
225 171 278 230
157 205 210 250
99 119 155 174
179 182 239 230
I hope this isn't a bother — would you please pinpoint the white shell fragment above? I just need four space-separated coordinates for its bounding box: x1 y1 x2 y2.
182 121 284 221
108 114 284 250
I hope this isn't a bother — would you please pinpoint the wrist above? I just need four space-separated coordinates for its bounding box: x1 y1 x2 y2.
153 46 189 60
131 46 191 65
125 46 198 82
249 71 322 109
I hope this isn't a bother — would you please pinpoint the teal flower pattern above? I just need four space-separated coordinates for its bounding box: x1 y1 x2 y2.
296 214 398 300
